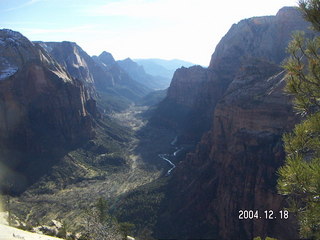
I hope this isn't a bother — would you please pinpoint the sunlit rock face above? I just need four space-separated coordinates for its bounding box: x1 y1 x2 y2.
154 7 311 239
0 29 96 193
39 42 151 106
154 7 311 145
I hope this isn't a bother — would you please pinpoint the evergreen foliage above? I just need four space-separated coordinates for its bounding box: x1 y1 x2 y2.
277 1 320 239
82 197 122 240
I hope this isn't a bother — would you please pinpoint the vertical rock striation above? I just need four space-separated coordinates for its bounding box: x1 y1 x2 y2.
0 29 95 193
155 7 312 239
38 43 151 107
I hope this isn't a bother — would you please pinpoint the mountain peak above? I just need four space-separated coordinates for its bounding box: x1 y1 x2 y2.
0 29 50 81
0 28 33 49
98 51 115 65
276 6 300 16
0 28 26 40
275 6 302 23
122 57 134 63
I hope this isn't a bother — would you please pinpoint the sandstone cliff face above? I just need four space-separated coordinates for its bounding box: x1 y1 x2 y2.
0 30 95 192
155 7 311 239
161 62 298 239
38 41 107 95
39 43 151 106
196 6 311 123
167 65 208 108
155 7 310 144
210 7 310 69
38 41 95 84
152 65 209 142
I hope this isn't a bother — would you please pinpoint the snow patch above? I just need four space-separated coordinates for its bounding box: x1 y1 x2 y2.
1 29 23 39
0 66 18 80
0 29 32 47
0 57 18 80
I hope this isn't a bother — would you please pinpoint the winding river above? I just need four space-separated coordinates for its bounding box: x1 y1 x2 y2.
158 154 176 175
159 136 184 175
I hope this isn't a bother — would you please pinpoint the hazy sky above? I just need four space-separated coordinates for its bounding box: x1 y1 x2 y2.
1 0 299 66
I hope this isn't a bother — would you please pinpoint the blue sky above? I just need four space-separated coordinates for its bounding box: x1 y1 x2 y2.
1 0 298 66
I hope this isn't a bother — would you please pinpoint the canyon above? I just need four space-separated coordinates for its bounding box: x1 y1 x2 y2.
0 6 314 240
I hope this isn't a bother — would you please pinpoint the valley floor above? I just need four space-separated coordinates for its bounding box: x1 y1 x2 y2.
7 104 175 235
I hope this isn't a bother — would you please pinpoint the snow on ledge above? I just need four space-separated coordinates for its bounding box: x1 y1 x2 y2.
0 57 18 81
0 66 18 80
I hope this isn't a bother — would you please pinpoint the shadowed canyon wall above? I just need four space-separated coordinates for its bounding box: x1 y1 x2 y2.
154 7 311 239
0 30 96 193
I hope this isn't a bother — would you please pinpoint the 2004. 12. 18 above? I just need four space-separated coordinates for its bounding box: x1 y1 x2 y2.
238 210 289 220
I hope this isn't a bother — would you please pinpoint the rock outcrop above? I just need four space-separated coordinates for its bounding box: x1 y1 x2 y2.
96 51 115 66
167 65 208 108
0 29 95 193
38 43 151 110
152 65 209 142
153 7 312 145
117 58 166 90
154 7 312 239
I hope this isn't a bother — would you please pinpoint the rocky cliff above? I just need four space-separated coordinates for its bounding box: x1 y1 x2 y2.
152 65 209 142
38 43 151 111
117 58 168 90
154 7 312 239
0 29 95 193
153 7 312 145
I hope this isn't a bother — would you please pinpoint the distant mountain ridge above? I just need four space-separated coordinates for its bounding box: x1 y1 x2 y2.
134 58 195 82
117 58 169 90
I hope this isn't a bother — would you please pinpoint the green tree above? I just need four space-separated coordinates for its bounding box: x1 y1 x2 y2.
277 1 320 239
83 197 122 240
95 197 109 223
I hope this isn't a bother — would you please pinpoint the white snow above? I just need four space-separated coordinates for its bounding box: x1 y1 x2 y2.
0 57 18 80
0 66 18 80
1 29 25 44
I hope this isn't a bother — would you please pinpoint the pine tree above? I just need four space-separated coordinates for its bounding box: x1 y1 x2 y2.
83 197 122 240
277 1 320 239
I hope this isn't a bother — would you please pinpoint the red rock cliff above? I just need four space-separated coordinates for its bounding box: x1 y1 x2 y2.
0 29 95 192
155 7 311 239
